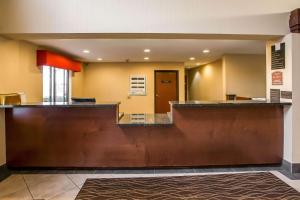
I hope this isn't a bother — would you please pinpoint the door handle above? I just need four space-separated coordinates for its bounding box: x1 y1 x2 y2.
156 94 159 97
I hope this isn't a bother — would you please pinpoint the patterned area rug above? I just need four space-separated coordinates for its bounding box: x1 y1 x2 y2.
75 173 300 200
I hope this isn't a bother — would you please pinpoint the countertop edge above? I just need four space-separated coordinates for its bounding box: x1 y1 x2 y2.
169 101 292 107
0 102 120 108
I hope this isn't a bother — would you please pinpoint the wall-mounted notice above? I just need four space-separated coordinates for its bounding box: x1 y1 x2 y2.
281 91 292 100
129 75 146 96
271 43 285 70
270 89 280 102
272 71 283 85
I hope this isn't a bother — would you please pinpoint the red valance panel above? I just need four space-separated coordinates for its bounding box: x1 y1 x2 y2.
37 50 81 72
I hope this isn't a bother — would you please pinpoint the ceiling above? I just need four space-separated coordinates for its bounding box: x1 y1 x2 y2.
1 0 300 36
28 39 266 66
2 0 295 67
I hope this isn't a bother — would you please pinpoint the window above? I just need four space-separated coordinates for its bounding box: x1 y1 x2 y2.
43 66 71 102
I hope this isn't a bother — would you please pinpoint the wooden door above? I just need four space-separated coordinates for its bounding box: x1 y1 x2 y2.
155 71 178 113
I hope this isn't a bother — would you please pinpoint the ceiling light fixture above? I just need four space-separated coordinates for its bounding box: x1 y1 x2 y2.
144 57 149 60
203 49 210 53
82 49 90 54
97 58 103 61
196 62 200 66
189 57 195 61
144 49 151 53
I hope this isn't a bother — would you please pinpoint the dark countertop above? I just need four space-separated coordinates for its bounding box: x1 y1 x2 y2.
118 113 172 126
170 100 292 107
0 101 120 108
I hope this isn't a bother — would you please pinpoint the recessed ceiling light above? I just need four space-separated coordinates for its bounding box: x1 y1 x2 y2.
189 57 195 61
144 49 151 53
196 62 200 66
82 49 90 54
144 57 149 60
97 58 103 61
203 49 210 53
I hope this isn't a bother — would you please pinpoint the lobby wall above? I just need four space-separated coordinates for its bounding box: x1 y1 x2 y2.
188 59 224 101
188 54 266 101
293 34 300 164
72 67 85 97
83 62 185 114
223 54 266 98
0 37 42 102
266 35 293 163
266 33 300 168
0 36 84 101
0 109 5 166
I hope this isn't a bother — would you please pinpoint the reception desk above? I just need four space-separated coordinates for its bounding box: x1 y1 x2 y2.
3 101 290 168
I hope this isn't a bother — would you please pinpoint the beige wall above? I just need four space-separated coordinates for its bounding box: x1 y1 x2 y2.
0 37 43 102
266 34 300 165
188 54 266 101
0 36 84 101
266 36 293 163
0 109 5 166
188 59 224 101
83 62 185 113
292 34 300 164
223 54 266 98
72 68 84 97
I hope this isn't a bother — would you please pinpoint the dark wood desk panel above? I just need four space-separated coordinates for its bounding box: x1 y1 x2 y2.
5 104 284 168
170 105 283 166
5 106 145 167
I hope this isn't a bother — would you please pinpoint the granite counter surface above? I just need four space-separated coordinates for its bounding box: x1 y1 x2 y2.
118 113 172 126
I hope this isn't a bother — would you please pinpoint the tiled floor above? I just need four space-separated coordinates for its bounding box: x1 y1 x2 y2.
0 170 300 200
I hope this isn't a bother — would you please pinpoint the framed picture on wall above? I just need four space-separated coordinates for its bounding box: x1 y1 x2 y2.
272 71 283 85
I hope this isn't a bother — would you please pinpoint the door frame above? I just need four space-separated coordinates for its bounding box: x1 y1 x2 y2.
154 70 179 113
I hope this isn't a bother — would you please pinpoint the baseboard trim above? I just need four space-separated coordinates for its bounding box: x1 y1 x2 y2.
4 161 300 180
281 160 300 179
0 164 10 181
282 160 292 172
292 163 300 174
